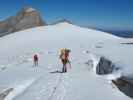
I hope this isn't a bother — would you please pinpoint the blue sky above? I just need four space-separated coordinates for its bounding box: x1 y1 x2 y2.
0 0 133 30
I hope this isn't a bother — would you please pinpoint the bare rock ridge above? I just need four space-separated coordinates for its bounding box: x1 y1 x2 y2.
0 7 46 36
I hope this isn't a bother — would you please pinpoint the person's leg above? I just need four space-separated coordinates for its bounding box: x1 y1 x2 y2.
35 61 38 66
64 65 67 72
34 61 36 66
62 65 65 72
62 59 65 72
36 61 38 66
65 59 68 72
67 60 71 68
62 59 68 73
64 60 67 72
35 61 36 66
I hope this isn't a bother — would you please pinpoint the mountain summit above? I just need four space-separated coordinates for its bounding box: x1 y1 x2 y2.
0 7 46 36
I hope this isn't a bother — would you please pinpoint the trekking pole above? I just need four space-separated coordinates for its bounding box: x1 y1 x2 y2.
68 60 71 69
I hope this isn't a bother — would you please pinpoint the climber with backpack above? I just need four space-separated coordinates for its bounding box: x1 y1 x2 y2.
59 48 71 73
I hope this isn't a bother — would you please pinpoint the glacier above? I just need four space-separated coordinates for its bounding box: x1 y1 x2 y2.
0 22 132 100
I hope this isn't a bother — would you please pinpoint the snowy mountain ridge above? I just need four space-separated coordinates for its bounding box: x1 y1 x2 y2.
0 22 132 100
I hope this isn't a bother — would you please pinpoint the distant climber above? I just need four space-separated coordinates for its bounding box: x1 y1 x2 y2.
33 54 39 66
59 48 71 73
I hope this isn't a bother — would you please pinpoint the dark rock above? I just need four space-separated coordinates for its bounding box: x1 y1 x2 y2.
112 76 133 98
0 88 13 100
96 56 115 75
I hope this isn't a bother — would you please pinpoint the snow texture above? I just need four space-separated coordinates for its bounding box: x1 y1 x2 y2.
0 22 132 100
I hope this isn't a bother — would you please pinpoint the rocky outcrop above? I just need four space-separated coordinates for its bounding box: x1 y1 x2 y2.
0 88 13 100
96 56 116 75
112 76 133 98
0 7 46 36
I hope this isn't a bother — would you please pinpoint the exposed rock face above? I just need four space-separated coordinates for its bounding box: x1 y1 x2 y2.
96 57 115 75
112 76 133 98
0 88 13 100
0 7 46 36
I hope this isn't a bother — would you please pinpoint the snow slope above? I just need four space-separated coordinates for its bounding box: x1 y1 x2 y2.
0 22 132 100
